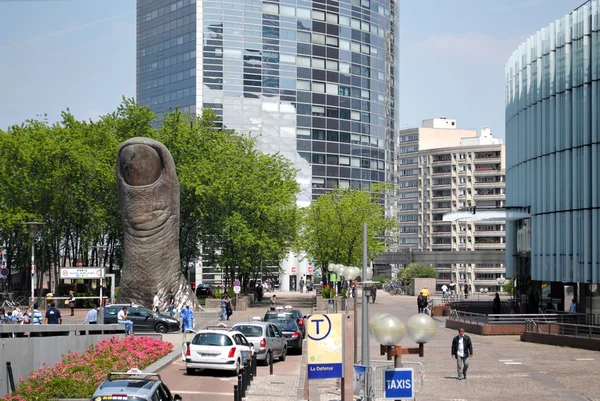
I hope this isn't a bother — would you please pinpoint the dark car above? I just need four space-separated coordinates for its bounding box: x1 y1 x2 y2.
104 304 180 333
271 319 303 354
264 310 306 338
195 283 213 297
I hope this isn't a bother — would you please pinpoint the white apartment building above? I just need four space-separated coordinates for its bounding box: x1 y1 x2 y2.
395 118 506 293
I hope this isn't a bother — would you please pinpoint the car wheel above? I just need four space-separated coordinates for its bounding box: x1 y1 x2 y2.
279 347 287 362
186 368 195 375
155 323 168 333
297 343 303 355
264 351 272 366
233 359 241 376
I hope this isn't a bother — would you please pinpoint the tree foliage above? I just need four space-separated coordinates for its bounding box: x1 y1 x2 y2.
400 263 437 284
298 187 394 278
0 100 299 294
503 278 514 295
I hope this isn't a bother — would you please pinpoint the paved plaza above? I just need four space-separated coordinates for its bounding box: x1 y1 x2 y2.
60 291 600 400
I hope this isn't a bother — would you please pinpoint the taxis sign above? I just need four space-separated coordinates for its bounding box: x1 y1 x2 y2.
307 313 343 379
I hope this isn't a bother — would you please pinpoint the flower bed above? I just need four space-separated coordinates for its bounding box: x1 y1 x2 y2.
1 336 173 401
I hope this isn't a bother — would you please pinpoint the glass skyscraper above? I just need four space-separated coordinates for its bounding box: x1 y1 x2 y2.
137 0 398 206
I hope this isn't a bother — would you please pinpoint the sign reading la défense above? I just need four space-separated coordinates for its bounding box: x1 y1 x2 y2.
384 368 414 400
307 313 343 379
60 267 105 279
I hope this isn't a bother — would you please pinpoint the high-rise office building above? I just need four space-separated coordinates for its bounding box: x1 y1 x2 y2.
137 0 398 204
394 118 506 293
136 0 399 289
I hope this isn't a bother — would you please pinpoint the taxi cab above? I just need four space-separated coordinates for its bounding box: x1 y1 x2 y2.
91 369 182 401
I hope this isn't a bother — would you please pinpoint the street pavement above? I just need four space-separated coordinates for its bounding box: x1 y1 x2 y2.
59 291 600 400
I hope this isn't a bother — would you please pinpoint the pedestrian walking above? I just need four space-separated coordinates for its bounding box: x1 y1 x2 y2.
12 305 23 323
45 301 62 324
153 291 161 313
226 296 233 321
371 285 377 303
84 303 99 324
299 278 305 294
180 303 194 332
417 292 426 313
569 298 577 313
220 295 228 321
492 293 501 315
117 306 133 335
451 328 473 380
270 294 277 310
67 290 76 316
168 293 175 317
421 286 430 303
30 304 43 325
441 284 448 299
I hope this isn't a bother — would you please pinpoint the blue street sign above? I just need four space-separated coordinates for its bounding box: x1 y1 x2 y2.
384 368 414 400
0 267 8 277
234 279 241 287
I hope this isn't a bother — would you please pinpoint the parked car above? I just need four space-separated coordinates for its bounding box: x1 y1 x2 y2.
195 283 213 297
92 369 182 401
264 310 306 338
103 304 180 333
185 330 254 375
230 322 287 365
271 319 303 354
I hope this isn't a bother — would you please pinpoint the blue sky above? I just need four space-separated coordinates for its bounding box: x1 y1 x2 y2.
0 0 585 138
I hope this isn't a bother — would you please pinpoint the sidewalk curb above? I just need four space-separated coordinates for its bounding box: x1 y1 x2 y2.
144 348 182 373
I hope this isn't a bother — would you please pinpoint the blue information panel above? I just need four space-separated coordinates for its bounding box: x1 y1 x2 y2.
384 368 414 400
307 314 343 379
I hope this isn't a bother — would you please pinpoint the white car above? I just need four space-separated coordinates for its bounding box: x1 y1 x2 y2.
185 330 254 375
231 322 287 365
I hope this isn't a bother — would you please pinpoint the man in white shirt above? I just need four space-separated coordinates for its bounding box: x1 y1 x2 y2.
441 284 448 299
153 292 161 313
117 306 133 335
84 304 99 324
451 328 473 380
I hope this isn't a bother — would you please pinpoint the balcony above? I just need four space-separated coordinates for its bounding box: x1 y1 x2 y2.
432 155 452 164
474 242 506 250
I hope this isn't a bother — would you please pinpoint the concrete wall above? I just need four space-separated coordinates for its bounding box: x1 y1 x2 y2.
411 278 437 297
0 325 125 397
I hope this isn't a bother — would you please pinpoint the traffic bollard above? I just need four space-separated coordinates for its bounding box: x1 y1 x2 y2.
234 385 239 401
238 374 244 398
244 361 250 392
249 360 254 383
252 354 258 377
269 351 274 375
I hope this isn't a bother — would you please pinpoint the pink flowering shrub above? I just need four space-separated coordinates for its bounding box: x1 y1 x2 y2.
1 336 173 401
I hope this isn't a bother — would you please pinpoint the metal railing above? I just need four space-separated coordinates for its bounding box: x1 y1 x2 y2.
524 321 600 340
449 310 594 327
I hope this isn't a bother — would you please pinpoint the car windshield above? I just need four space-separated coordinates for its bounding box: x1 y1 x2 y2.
273 320 298 332
264 313 293 321
192 333 233 346
233 325 263 337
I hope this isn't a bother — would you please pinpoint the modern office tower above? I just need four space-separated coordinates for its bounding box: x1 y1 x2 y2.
137 0 398 204
136 0 399 289
505 0 600 312
395 118 506 293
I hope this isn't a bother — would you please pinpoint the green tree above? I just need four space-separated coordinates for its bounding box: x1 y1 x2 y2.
400 263 437 285
0 100 300 294
299 187 394 280
503 278 514 295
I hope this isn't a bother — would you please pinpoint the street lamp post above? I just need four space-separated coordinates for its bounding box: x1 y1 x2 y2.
361 223 370 369
497 276 506 293
24 222 44 309
373 313 437 369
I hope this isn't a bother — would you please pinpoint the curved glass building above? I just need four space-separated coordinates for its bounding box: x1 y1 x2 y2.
137 0 398 207
505 0 600 299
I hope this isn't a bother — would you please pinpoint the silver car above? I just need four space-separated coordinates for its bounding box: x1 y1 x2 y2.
92 370 182 401
231 322 287 365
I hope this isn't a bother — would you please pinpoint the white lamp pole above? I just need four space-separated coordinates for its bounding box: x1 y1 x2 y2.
24 222 44 310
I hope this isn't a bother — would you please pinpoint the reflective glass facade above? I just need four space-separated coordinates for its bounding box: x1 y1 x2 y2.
137 0 398 205
505 0 600 283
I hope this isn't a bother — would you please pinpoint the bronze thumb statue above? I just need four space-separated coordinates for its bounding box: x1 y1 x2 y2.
115 137 199 311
